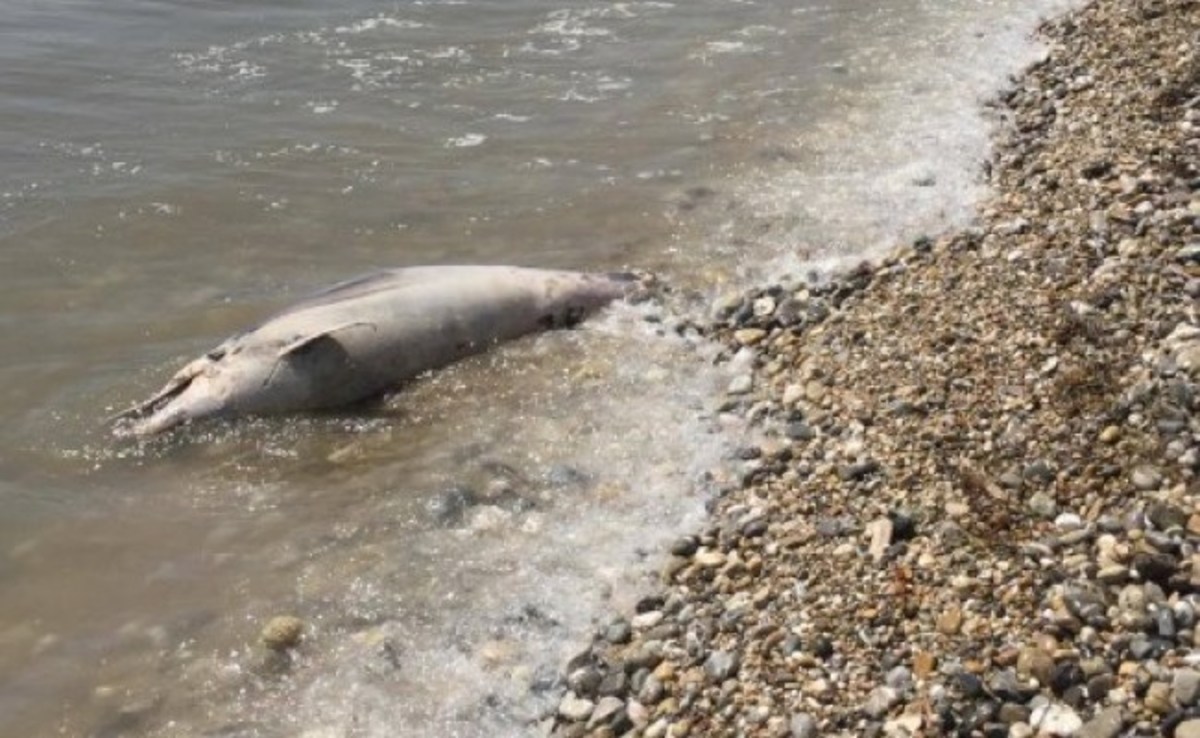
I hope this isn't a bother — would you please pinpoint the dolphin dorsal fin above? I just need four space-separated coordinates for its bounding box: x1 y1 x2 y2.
277 321 375 358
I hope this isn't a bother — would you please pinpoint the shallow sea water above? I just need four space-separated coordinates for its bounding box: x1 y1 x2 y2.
0 0 1072 734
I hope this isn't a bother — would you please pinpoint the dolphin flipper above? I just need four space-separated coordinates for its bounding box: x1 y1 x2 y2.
276 321 376 358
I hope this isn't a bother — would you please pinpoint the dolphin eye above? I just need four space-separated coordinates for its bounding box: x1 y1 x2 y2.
206 347 227 361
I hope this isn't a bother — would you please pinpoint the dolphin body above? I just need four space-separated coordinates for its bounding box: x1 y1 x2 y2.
113 265 636 436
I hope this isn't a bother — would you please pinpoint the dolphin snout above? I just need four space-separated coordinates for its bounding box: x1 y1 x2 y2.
112 365 226 436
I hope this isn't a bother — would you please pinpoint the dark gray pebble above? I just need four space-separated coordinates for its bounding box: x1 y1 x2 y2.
604 619 632 645
669 536 699 557
567 667 602 698
425 487 477 525
811 635 835 660
1133 552 1177 586
785 422 816 441
997 702 1031 725
597 669 627 698
840 459 880 482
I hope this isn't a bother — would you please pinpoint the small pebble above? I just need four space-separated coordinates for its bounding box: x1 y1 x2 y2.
260 615 304 652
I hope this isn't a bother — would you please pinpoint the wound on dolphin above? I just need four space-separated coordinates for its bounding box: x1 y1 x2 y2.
112 265 639 436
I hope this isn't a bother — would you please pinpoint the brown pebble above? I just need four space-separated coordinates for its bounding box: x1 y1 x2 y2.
937 607 964 635
1017 646 1055 685
260 615 304 651
913 650 937 679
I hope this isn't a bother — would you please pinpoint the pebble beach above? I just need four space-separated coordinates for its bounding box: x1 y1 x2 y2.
550 0 1200 736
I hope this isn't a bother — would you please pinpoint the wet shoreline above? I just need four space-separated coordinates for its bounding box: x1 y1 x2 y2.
549 0 1200 735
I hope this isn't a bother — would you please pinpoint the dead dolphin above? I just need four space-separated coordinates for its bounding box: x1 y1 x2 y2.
113 265 636 436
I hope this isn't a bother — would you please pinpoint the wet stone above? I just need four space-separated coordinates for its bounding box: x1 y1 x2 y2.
728 374 754 395
669 536 699 557
587 696 625 729
785 421 816 441
425 487 478 526
604 619 632 645
638 597 667 614
558 693 595 722
630 610 663 630
260 615 304 652
623 643 663 671
91 693 164 737
568 667 602 697
733 328 768 346
597 669 627 698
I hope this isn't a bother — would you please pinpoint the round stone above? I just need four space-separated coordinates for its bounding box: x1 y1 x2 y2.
1176 719 1200 738
1129 465 1162 491
703 650 739 681
1075 706 1124 738
727 374 753 395
862 686 899 718
733 328 768 346
1174 669 1200 707
1143 681 1172 715
1017 647 1054 685
790 712 818 738
558 693 596 722
1030 702 1081 735
260 615 304 651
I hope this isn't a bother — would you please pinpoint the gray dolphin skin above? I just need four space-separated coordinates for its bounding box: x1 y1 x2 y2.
113 265 637 436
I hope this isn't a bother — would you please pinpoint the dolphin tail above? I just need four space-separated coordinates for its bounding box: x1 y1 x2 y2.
602 269 662 304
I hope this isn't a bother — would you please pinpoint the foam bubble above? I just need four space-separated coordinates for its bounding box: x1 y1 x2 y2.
445 133 486 148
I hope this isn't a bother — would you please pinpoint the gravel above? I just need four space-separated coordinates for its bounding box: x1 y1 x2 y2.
550 0 1198 734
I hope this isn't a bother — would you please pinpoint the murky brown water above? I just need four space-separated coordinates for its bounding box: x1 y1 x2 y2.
0 0 1073 734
